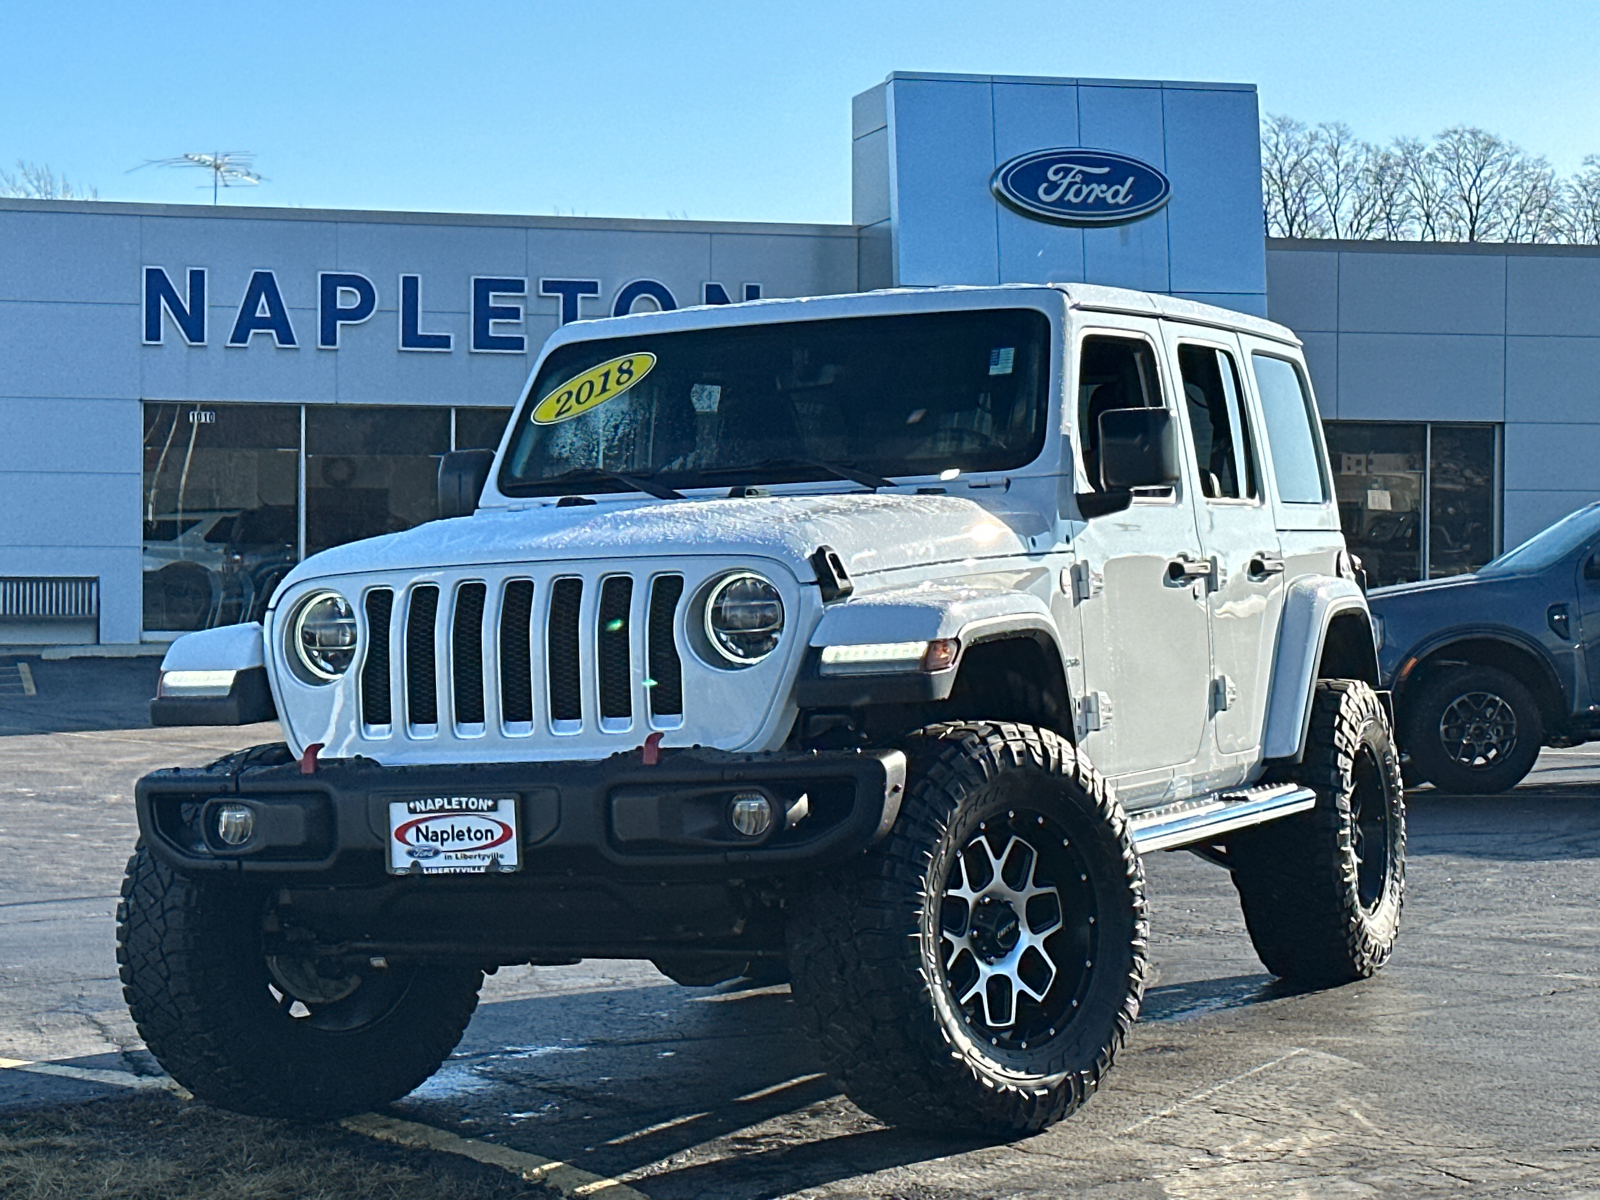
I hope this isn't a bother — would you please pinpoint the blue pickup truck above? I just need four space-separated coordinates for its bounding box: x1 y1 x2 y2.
1371 502 1600 793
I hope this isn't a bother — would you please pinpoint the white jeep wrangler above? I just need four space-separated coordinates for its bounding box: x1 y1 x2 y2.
121 283 1405 1135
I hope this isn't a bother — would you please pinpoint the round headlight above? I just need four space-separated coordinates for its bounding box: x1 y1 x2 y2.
290 591 358 682
704 572 784 665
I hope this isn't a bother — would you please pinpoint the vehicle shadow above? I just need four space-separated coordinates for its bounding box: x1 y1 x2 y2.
389 979 990 1198
0 656 163 737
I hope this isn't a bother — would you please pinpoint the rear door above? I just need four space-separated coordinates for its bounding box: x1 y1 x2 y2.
1165 325 1284 774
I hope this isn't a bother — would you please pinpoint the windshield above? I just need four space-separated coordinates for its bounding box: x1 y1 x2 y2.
498 309 1052 496
1480 502 1600 575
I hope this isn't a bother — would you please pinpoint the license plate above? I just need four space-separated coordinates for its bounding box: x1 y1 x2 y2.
387 796 520 875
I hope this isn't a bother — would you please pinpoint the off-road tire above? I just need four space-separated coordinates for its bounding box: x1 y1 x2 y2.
1405 665 1542 794
1230 680 1406 986
787 721 1147 1136
117 844 483 1119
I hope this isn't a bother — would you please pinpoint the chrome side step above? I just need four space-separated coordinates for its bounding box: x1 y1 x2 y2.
1127 782 1317 854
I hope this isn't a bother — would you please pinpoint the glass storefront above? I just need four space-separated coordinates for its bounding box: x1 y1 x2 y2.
1324 421 1499 587
141 403 514 635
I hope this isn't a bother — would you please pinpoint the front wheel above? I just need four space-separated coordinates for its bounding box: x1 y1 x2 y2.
117 846 484 1119
1231 680 1406 986
787 722 1147 1136
1405 665 1542 794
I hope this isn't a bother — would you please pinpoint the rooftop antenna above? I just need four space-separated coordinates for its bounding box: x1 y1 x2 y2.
134 152 264 204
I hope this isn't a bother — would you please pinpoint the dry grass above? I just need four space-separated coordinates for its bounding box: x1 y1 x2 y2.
0 1092 534 1199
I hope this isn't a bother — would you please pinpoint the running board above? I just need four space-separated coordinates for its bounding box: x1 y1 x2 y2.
1127 782 1317 854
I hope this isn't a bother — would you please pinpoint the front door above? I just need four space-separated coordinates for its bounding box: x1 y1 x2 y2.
1166 328 1285 778
1070 320 1212 805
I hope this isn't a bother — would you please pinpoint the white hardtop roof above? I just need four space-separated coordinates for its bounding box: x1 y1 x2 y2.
538 282 1300 355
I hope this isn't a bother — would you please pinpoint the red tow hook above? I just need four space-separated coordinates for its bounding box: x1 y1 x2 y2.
300 743 324 775
641 732 664 765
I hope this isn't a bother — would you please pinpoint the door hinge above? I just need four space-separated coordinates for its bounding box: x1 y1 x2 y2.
1212 675 1237 714
1079 691 1114 733
1069 561 1103 602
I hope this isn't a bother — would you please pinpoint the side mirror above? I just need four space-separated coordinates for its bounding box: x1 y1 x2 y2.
1098 407 1181 490
1073 407 1180 520
438 449 495 520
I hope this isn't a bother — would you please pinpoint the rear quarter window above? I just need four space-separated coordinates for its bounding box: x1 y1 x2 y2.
1251 353 1328 504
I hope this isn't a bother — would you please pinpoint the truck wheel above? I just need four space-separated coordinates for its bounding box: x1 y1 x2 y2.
1230 680 1405 986
117 845 483 1119
787 722 1147 1136
1405 665 1542 794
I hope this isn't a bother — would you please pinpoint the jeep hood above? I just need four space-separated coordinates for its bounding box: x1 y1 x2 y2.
280 492 1032 590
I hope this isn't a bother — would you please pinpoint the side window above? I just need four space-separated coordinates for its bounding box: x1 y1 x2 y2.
1078 335 1164 491
1251 353 1328 504
1177 344 1257 500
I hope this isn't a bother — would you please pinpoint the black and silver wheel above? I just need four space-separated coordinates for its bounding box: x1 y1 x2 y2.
1231 680 1406 986
1406 665 1542 794
788 722 1147 1136
117 845 483 1119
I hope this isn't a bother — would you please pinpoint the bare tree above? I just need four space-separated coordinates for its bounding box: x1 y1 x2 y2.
0 161 98 200
1260 114 1321 238
1362 146 1414 240
1304 122 1373 239
1562 155 1600 244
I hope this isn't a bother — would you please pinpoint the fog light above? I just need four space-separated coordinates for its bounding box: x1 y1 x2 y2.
216 803 255 846
728 793 773 839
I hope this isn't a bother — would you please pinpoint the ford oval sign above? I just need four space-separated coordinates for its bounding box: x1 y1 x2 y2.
991 148 1171 227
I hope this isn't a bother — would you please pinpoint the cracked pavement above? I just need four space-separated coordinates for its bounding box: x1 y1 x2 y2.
2 658 1599 1196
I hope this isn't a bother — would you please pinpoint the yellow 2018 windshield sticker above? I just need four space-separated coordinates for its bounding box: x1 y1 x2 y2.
531 352 656 425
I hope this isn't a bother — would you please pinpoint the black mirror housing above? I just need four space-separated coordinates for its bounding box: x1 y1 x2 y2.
1098 407 1180 491
438 449 495 520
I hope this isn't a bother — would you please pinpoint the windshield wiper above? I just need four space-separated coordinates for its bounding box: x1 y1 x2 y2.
701 457 897 491
540 467 686 501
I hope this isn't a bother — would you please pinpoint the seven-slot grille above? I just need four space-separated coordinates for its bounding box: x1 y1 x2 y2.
359 572 685 739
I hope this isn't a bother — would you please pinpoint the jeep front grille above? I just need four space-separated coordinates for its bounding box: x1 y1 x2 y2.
359 570 687 744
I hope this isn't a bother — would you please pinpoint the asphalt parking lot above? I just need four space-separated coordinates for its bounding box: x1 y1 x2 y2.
2 654 1599 1197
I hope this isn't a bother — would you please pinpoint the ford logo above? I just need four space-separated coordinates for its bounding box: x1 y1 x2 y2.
991 148 1171 227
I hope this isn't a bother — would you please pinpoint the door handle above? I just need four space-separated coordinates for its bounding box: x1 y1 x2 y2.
1167 554 1212 584
1248 553 1286 580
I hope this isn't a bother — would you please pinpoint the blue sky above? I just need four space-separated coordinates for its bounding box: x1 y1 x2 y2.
6 0 1598 223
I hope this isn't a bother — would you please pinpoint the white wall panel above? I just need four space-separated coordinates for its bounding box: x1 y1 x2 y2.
0 471 140 548
1266 249 1338 333
1296 331 1338 418
0 211 140 303
1162 87 1265 296
1502 488 1600 548
884 77 999 286
1503 423 1600 491
1507 256 1600 338
992 81 1084 285
1078 84 1169 293
332 223 528 314
140 308 336 402
1504 336 1600 424
708 232 859 301
0 546 142 643
1336 252 1505 335
0 398 141 474
1337 333 1504 422
0 301 141 399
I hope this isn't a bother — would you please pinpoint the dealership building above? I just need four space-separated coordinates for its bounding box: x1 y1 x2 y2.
3 70 1598 646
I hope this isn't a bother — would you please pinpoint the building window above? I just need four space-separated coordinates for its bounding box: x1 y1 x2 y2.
1324 421 1499 587
142 403 300 634
306 406 450 556
142 402 516 635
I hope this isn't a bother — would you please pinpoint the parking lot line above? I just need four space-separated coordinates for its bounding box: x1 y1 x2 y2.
1117 1047 1308 1134
0 1057 177 1092
733 1071 829 1103
1 1054 649 1198
343 1113 650 1198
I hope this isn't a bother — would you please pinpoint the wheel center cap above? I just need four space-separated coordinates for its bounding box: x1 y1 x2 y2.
969 896 1022 963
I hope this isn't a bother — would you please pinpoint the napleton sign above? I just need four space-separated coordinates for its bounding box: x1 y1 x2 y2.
990 148 1172 227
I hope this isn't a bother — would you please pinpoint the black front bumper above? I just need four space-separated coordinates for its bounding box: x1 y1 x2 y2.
136 743 907 885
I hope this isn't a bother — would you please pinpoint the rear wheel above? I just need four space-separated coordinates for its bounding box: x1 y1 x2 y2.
1406 665 1542 794
1231 680 1406 986
117 845 483 1118
787 722 1146 1136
